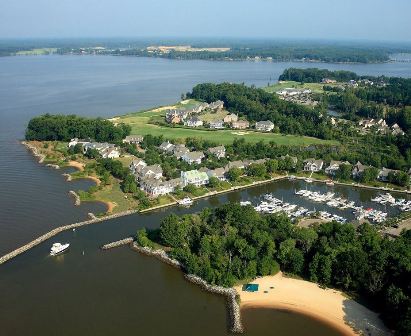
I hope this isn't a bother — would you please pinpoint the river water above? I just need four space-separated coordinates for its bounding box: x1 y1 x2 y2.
1 55 411 335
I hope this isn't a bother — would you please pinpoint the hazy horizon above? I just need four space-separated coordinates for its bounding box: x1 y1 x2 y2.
1 0 410 42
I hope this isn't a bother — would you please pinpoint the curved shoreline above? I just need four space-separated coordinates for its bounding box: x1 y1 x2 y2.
235 273 390 336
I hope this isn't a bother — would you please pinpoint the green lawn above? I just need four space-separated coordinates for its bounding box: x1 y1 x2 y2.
16 48 57 55
117 106 338 146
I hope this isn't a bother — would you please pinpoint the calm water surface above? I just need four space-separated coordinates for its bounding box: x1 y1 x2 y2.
1 55 410 335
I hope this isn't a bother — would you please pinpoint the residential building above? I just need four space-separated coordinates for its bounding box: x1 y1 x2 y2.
181 151 205 165
159 141 175 153
352 161 370 179
279 155 298 167
325 160 350 176
184 116 203 128
123 135 144 144
231 120 249 129
82 142 120 158
140 177 182 197
207 168 227 181
100 147 120 159
207 146 226 159
208 100 224 111
68 138 92 148
225 160 245 170
137 164 163 180
255 120 274 132
181 170 209 187
130 158 147 174
224 113 238 123
378 167 399 182
321 78 337 84
209 120 224 129
303 159 324 172
173 145 190 159
391 123 405 136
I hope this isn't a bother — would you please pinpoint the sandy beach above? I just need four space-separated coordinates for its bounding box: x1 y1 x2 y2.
235 272 390 336
67 160 85 171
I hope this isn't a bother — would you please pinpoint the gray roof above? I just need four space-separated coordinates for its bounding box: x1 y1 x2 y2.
140 164 163 176
207 167 226 178
208 146 226 154
255 120 274 127
183 151 205 161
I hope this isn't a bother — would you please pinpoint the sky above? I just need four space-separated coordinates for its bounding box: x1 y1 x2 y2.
0 0 410 42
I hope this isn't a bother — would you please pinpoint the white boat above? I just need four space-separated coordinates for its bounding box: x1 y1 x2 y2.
240 201 252 206
178 197 193 206
50 242 70 256
305 178 313 183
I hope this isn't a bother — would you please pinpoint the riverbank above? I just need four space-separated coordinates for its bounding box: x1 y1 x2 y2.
235 272 390 336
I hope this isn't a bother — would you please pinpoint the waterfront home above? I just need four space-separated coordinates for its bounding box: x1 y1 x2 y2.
352 161 370 179
303 159 324 172
123 135 144 144
378 167 399 182
159 141 175 153
136 164 163 180
181 170 209 187
208 100 224 111
191 102 209 114
209 120 224 129
226 160 245 170
276 88 310 96
325 160 350 176
184 116 203 128
68 138 92 148
182 151 205 165
255 120 274 132
207 145 226 159
207 167 227 181
130 158 147 174
173 144 190 159
391 123 405 136
166 109 188 123
224 113 238 123
140 177 182 197
100 147 121 159
231 120 249 129
279 155 298 167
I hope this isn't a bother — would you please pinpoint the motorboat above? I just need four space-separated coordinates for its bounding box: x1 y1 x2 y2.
50 242 70 256
178 197 193 206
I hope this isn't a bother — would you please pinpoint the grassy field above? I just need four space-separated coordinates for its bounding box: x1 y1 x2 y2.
16 48 57 56
117 104 338 146
264 81 341 94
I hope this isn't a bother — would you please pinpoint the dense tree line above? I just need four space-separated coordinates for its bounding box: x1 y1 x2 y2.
188 83 333 139
25 114 131 142
140 204 411 335
279 68 359 83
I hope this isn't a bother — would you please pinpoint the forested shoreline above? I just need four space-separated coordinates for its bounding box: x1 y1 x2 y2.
138 204 411 335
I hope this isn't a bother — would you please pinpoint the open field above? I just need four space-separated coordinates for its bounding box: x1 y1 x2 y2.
264 80 341 94
117 106 338 146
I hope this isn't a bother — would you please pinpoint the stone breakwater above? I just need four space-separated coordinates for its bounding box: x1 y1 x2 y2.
101 238 134 250
0 210 138 265
132 243 182 269
69 190 81 206
131 243 243 333
22 141 46 163
184 274 243 333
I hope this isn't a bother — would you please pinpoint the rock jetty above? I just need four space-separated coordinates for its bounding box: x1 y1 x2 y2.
0 209 138 265
131 243 243 333
22 141 46 163
69 190 81 206
101 238 134 250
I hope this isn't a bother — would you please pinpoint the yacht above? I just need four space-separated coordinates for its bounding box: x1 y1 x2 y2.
240 201 252 206
178 197 193 206
50 242 70 256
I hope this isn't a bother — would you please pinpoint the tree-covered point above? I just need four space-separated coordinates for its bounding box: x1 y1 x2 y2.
140 204 411 335
279 68 359 83
188 83 333 139
25 114 131 142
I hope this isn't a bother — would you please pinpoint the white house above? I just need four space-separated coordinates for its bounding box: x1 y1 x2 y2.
101 147 120 159
303 159 324 172
207 146 226 159
184 117 203 128
255 121 274 132
159 141 175 153
182 151 205 165
209 120 224 129
68 138 91 148
325 160 350 176
130 158 147 174
181 170 209 187
137 164 163 180
140 177 181 197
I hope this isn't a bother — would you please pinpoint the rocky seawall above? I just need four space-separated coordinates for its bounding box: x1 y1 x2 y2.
69 190 81 206
22 141 46 163
130 242 243 333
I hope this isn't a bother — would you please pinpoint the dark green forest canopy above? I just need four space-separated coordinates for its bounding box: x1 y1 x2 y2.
25 114 131 142
142 204 411 335
188 82 333 139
